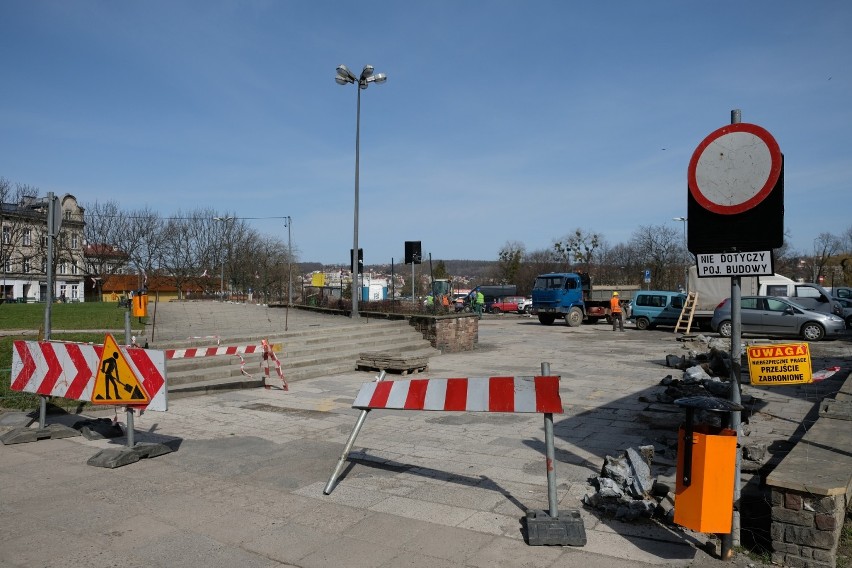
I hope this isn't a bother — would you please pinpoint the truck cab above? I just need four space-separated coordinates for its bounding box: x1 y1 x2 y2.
531 273 588 327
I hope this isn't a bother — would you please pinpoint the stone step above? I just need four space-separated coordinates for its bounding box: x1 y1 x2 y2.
165 318 440 398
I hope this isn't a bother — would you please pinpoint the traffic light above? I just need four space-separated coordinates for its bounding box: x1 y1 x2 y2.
405 241 421 265
350 248 363 274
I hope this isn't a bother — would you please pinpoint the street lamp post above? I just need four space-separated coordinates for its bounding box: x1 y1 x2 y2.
336 64 386 319
673 217 688 291
213 216 234 300
285 216 292 306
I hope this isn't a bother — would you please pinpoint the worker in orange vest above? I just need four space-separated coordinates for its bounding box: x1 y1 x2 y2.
610 291 624 332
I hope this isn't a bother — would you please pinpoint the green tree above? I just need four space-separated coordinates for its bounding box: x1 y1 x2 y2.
496 241 524 284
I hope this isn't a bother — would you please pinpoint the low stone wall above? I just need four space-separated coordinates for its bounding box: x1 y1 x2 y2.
769 490 845 567
283 305 478 353
765 371 852 568
408 313 478 353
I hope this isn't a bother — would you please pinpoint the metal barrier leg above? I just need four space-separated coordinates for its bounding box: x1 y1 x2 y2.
324 371 385 495
323 408 370 495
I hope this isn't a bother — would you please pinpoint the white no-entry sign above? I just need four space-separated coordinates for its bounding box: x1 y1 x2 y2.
688 123 782 215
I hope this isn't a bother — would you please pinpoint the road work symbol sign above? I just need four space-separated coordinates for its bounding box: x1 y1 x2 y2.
92 334 150 404
696 250 774 277
747 343 812 385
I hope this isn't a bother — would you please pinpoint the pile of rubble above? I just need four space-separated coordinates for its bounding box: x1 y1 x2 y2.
582 336 767 522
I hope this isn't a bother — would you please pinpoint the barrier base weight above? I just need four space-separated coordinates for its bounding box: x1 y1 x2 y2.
524 509 587 546
0 424 80 445
87 442 173 468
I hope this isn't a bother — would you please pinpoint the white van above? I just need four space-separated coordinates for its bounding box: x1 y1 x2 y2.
759 280 843 317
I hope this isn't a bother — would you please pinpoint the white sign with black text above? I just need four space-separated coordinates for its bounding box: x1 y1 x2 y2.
695 251 774 278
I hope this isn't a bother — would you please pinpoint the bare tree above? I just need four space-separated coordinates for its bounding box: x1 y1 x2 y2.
82 200 131 299
553 229 602 271
159 209 217 299
629 224 681 290
810 232 842 283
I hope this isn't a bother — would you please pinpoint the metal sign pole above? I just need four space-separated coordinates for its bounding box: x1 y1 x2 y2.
541 362 558 517
723 108 745 560
126 407 135 448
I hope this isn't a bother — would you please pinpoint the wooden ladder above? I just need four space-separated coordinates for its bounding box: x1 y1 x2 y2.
675 292 698 334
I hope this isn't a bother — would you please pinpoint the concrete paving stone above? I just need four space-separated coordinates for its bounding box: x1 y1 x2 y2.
398 522 496 562
341 510 433 545
581 525 701 565
404 481 507 511
456 509 525 537
294 480 392 509
241 519 340 565
290 499 372 532
340 474 422 497
377 551 469 568
297 534 402 568
464 534 564 568
129 528 276 568
369 495 477 527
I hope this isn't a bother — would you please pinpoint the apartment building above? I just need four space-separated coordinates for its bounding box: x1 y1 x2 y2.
0 194 86 302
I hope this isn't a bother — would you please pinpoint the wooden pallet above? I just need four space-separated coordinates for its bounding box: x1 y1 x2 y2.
356 351 429 375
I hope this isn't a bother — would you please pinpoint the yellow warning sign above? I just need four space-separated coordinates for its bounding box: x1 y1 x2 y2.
311 273 325 287
91 334 150 405
747 343 812 386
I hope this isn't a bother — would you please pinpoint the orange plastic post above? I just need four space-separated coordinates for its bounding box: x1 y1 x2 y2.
674 425 737 533
132 293 148 318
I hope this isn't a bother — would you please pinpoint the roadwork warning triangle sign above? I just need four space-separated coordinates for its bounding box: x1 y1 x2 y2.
91 334 150 405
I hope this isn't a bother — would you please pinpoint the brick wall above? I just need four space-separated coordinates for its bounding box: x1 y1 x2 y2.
408 313 478 353
770 489 846 568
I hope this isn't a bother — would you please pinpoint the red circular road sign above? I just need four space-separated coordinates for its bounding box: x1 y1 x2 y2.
688 123 782 215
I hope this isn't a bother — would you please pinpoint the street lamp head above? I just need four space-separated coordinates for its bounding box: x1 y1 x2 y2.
360 65 374 80
336 64 356 83
673 217 687 222
335 76 350 85
367 73 387 85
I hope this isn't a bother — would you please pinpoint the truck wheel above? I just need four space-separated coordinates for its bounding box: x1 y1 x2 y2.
718 320 732 338
635 317 650 331
538 314 556 326
565 307 583 327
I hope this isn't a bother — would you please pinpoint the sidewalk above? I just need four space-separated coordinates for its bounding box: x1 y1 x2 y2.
1 304 849 567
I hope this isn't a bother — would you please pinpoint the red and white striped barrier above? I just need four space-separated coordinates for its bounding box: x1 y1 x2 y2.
353 376 563 413
325 373 564 495
11 341 167 411
164 343 278 360
164 341 287 390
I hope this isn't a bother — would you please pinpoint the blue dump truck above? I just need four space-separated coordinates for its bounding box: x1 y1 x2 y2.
531 272 638 327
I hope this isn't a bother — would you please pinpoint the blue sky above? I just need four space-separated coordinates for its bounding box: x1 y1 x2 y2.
2 1 850 265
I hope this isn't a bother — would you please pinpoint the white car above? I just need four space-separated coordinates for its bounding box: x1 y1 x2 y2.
517 296 533 314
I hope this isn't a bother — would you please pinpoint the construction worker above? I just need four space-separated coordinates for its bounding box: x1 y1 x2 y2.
475 290 485 319
610 291 624 332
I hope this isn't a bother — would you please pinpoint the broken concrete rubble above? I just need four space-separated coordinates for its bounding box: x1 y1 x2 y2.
583 445 666 522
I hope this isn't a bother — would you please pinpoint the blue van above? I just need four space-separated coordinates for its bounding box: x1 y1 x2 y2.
630 291 686 330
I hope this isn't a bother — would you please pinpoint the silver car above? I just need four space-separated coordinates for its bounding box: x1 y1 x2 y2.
711 296 847 341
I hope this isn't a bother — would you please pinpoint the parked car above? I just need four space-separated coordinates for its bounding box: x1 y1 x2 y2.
488 296 523 314
834 297 852 329
710 296 846 341
517 296 533 314
630 290 686 330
